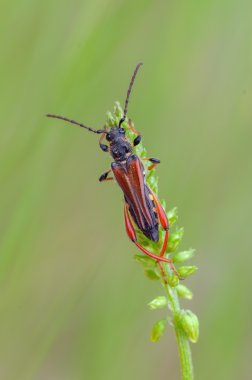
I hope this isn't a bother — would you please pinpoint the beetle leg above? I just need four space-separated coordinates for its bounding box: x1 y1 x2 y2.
99 170 113 182
143 157 160 171
128 119 142 146
148 187 168 254
148 188 182 279
124 203 179 278
99 131 109 152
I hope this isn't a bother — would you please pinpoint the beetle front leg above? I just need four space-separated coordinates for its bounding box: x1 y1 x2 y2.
143 157 161 171
128 119 142 146
99 131 109 152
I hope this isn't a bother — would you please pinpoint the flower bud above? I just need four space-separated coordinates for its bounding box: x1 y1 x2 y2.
161 199 167 210
173 249 195 263
168 274 179 287
140 147 147 158
167 228 184 252
167 207 178 227
150 319 167 342
176 284 193 300
177 310 199 343
148 296 167 310
178 266 198 278
106 111 115 127
114 101 123 117
147 175 158 194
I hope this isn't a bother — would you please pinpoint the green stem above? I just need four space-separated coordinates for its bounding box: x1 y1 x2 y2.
163 282 194 380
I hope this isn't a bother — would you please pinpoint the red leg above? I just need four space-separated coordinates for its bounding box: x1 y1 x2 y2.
99 170 113 182
142 157 160 171
149 189 182 277
124 203 179 275
128 119 141 136
148 163 158 170
124 199 180 278
148 187 168 246
99 131 106 144
128 119 142 146
157 262 168 284
99 131 109 152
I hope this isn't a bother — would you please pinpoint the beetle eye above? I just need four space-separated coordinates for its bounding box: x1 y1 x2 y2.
106 133 112 141
119 128 125 135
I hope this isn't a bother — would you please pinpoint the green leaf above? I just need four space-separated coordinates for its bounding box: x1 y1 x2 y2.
150 319 167 342
148 296 167 310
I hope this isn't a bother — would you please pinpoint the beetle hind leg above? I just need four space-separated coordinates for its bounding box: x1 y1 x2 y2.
99 170 113 182
124 203 180 278
149 188 183 279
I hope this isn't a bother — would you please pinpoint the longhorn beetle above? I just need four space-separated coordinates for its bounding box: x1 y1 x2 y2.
47 63 179 277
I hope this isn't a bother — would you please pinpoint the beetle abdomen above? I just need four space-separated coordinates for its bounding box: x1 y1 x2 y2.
128 201 159 242
125 184 159 242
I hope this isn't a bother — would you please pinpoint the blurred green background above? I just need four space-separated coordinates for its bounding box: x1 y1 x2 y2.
1 0 252 379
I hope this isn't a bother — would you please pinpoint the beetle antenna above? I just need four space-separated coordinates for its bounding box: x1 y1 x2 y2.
119 62 143 127
46 114 106 134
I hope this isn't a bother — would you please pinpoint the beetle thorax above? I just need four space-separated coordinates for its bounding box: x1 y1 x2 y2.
106 127 132 161
110 137 132 161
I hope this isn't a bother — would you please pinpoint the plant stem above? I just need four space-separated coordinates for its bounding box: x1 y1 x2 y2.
108 102 197 380
163 280 194 380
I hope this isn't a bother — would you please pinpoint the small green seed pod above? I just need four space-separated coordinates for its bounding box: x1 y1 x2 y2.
177 310 199 343
176 284 193 300
148 296 167 310
150 319 167 342
178 265 198 278
173 249 195 263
